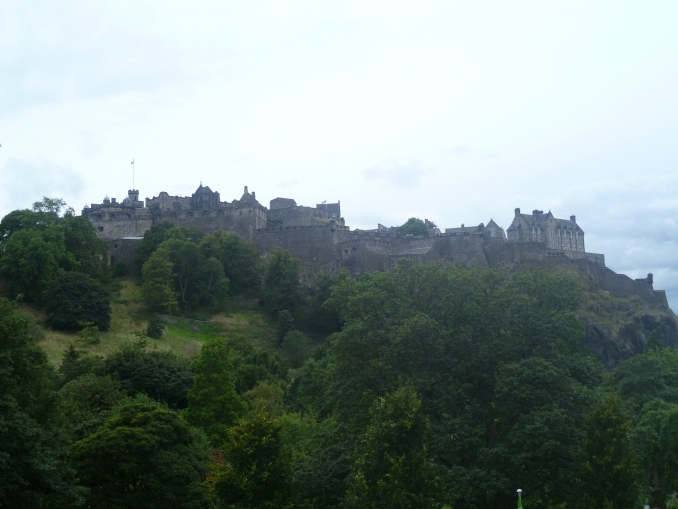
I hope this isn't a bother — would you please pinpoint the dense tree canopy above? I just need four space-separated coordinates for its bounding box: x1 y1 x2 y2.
0 298 82 507
0 199 109 303
397 217 428 237
45 271 112 330
70 400 210 509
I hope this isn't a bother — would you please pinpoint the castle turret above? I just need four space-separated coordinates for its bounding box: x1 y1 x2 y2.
128 189 139 202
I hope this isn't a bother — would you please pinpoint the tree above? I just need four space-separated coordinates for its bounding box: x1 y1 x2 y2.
208 412 290 509
69 401 210 509
184 337 245 446
0 298 82 507
146 315 165 339
277 309 295 344
45 271 112 330
62 213 110 280
60 373 127 440
322 261 591 508
397 217 428 237
635 400 678 501
577 393 641 509
142 247 179 314
0 226 77 302
102 340 195 409
200 230 263 295
133 221 175 272
344 385 438 509
264 248 303 315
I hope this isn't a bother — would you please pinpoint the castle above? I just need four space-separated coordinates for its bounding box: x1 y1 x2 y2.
82 184 668 308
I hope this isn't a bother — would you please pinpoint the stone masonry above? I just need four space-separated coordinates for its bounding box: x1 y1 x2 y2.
82 185 668 308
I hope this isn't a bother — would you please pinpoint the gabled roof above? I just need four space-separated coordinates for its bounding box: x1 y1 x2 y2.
486 219 501 229
194 184 214 195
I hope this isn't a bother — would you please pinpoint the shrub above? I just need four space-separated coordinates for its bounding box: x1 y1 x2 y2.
112 260 128 277
45 272 111 331
77 321 101 345
146 315 165 339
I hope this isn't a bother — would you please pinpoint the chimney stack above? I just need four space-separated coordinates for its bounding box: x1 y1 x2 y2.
514 208 520 217
570 215 576 223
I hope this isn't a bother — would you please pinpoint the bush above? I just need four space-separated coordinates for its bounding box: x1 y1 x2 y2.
77 321 101 345
45 272 111 331
112 260 128 277
277 310 295 345
146 315 165 339
281 330 311 368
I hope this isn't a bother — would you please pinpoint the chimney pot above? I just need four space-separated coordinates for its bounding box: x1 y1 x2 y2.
514 208 521 217
570 215 576 223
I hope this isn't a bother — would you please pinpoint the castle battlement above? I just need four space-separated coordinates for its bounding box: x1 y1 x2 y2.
82 185 667 308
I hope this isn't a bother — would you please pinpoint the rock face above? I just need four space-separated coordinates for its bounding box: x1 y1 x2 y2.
579 289 678 368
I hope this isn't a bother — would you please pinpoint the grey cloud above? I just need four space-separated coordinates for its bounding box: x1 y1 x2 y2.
361 160 424 188
0 158 85 214
555 175 678 309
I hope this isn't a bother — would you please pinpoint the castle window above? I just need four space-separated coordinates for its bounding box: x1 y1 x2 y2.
97 227 103 232
114 243 118 248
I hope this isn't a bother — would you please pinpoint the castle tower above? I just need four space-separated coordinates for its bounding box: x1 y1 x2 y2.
128 189 139 203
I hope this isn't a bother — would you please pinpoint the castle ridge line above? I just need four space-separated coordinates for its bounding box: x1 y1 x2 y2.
81 184 668 308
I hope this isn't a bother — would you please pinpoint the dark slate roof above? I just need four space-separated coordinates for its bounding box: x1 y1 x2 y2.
194 184 214 194
507 211 583 233
445 224 484 234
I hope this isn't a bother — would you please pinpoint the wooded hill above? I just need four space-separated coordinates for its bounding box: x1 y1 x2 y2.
2 199 678 508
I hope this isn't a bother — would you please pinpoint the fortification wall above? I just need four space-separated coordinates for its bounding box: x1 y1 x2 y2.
107 238 143 267
253 225 351 266
163 207 266 240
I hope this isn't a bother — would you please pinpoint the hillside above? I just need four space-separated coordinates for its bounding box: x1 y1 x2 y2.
19 277 321 370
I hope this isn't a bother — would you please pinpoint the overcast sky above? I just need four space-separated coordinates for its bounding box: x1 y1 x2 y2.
1 1 677 308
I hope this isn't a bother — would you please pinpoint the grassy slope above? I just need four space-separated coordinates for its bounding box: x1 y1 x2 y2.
20 277 285 367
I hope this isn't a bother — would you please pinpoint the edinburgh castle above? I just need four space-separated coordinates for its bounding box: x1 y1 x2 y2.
82 184 668 307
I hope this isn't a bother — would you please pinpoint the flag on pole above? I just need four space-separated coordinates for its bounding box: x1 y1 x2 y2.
131 160 134 165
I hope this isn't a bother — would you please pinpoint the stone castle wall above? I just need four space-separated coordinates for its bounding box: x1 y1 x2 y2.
82 188 670 309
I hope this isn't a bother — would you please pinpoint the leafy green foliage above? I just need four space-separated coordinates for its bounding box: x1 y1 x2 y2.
0 200 109 303
45 271 112 330
608 348 678 412
208 412 290 509
60 373 127 440
141 229 230 310
263 248 303 315
199 230 263 294
397 217 428 237
142 246 179 313
277 309 295 343
0 226 77 301
577 393 641 509
281 330 312 369
344 385 437 509
59 344 105 385
146 315 165 339
102 340 195 409
184 337 246 446
0 298 82 507
112 260 128 277
70 401 210 509
77 321 101 345
133 221 175 271
321 261 595 508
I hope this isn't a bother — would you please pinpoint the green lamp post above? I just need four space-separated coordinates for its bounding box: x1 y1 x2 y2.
517 489 523 509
